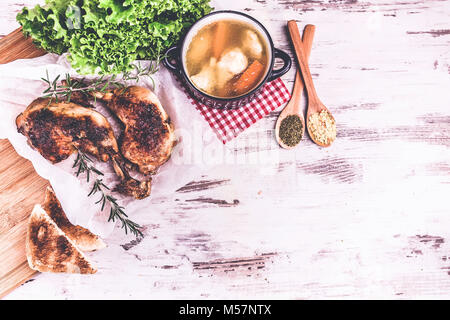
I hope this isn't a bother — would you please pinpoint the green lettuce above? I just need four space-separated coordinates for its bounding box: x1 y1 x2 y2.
17 0 212 74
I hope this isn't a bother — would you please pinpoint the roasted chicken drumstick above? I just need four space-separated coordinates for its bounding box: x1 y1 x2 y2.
16 98 151 199
93 86 176 174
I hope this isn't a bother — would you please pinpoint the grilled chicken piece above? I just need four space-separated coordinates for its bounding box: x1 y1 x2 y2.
16 98 118 163
16 98 151 199
93 86 176 174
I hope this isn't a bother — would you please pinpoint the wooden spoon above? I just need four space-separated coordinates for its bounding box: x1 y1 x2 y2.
287 20 336 147
275 24 315 149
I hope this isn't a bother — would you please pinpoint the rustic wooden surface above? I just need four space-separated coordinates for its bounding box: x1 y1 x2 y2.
0 27 45 64
0 140 47 298
0 16 47 297
1 0 450 299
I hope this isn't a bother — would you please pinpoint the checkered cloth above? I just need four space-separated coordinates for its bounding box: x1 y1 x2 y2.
188 78 291 144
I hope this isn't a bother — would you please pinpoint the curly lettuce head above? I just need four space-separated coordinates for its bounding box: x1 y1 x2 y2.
17 0 213 74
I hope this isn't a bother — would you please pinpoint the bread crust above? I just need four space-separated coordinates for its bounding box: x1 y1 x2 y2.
43 187 106 252
26 205 97 274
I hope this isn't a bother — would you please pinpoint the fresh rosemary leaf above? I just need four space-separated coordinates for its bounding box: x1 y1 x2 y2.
73 150 142 237
91 167 104 176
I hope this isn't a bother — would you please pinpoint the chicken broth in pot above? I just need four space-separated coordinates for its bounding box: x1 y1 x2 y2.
164 10 292 109
185 20 269 98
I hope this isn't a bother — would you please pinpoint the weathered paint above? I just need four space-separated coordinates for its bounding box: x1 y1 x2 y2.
2 0 450 299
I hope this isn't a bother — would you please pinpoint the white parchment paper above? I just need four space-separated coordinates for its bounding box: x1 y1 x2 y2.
0 53 228 238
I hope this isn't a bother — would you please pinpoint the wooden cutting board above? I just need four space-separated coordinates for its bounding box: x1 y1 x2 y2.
0 28 47 299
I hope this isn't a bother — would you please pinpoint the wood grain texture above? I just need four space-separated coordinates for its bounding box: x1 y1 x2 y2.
1 0 450 299
0 6 47 298
0 28 45 64
0 140 48 298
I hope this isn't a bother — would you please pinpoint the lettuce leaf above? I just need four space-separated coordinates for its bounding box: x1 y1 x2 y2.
17 0 212 74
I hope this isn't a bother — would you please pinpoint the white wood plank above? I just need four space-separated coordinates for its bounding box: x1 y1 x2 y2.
2 0 450 299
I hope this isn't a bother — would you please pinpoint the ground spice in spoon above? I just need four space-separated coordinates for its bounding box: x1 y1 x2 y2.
279 115 303 147
308 109 336 146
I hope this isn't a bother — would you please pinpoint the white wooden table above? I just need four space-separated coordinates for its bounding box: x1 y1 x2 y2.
1 0 450 299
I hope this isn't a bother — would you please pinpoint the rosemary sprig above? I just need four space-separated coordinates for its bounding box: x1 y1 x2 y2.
73 150 143 237
41 56 163 102
72 151 104 182
41 70 61 104
42 73 123 103
123 54 165 89
88 179 143 237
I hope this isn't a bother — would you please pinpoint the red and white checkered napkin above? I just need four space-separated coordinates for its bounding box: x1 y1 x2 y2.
188 78 291 144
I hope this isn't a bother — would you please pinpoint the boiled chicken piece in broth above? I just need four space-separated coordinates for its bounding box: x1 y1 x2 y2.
242 30 263 59
190 58 217 93
216 48 248 87
217 48 248 75
187 33 212 66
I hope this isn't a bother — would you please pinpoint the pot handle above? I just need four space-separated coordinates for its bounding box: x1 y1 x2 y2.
163 46 181 73
268 48 292 82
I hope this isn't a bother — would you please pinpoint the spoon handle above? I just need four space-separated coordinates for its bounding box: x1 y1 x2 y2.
292 25 315 100
302 25 315 60
288 20 320 105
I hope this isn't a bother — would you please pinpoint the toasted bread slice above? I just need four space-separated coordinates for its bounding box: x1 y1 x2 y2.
26 204 97 274
43 187 106 251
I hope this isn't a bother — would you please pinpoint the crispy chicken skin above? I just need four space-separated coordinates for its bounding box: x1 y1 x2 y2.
93 86 176 174
16 98 119 163
16 98 151 199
